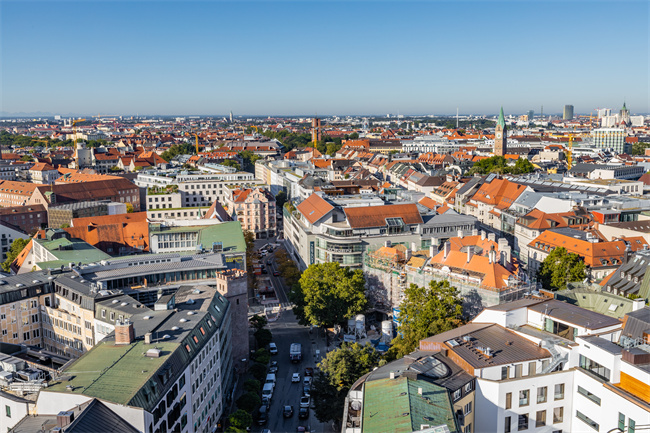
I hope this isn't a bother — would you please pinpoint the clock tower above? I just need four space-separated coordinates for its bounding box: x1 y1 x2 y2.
494 106 507 157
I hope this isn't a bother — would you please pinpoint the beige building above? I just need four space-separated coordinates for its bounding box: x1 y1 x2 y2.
226 187 276 239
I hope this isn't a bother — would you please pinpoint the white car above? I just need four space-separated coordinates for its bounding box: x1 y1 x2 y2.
300 396 311 408
303 376 312 386
292 373 301 383
269 342 278 355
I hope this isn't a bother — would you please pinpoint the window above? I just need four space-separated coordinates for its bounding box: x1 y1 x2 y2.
6 405 11 418
465 381 473 393
536 410 546 427
464 401 472 415
519 389 529 407
453 389 461 401
537 386 547 403
505 392 512 409
554 384 564 400
464 424 471 433
553 407 563 424
501 366 509 380
629 419 636 433
514 364 522 378
619 413 626 432
576 410 599 431
528 362 536 376
518 414 528 431
504 416 511 433
579 355 611 382
577 386 601 405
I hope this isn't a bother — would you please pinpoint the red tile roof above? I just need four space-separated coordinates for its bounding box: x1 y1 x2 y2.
344 203 422 229
296 194 334 224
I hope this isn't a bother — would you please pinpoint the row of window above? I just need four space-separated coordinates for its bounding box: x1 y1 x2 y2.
504 407 563 432
505 384 564 409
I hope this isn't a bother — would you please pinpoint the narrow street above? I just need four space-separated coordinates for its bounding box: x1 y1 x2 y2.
249 242 335 433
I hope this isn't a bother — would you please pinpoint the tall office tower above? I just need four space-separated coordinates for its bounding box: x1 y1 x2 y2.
494 107 507 157
527 110 534 121
563 105 574 120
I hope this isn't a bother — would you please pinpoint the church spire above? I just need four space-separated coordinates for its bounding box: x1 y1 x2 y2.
497 107 506 128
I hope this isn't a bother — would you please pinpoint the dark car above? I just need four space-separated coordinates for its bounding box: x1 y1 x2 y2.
273 271 280 277
303 384 311 396
283 405 294 418
304 367 314 377
269 361 279 374
258 405 269 425
299 407 309 419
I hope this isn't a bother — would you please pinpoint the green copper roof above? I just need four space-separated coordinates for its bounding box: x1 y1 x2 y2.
362 376 459 433
497 107 506 128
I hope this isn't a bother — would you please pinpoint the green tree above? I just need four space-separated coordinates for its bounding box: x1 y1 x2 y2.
249 363 267 381
2 238 28 272
20 155 33 162
389 280 464 359
254 328 273 348
126 203 134 213
291 263 367 327
236 391 261 412
239 150 261 168
221 159 241 171
227 409 252 431
537 247 586 291
275 190 287 209
243 379 261 393
249 314 268 331
252 348 270 364
311 343 380 423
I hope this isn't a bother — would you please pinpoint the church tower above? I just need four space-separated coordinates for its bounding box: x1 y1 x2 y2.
494 107 507 156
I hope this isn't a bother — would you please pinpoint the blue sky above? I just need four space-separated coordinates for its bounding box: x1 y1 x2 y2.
1 1 648 116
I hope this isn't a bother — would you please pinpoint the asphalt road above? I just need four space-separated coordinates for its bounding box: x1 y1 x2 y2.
251 245 335 433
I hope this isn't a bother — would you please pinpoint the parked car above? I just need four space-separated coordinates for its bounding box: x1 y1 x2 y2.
297 426 310 432
292 373 301 383
283 405 294 418
299 407 309 419
300 396 310 408
258 405 269 425
269 361 278 374
303 376 312 386
304 367 314 377
273 271 280 277
269 342 278 355
303 384 311 397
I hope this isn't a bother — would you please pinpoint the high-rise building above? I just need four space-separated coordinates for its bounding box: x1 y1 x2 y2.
527 110 534 121
563 104 574 120
311 117 322 143
494 107 507 157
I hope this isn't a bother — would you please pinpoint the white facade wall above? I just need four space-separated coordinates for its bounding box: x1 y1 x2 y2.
0 393 30 431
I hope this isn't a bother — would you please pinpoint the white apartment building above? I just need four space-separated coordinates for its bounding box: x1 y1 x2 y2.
418 297 650 433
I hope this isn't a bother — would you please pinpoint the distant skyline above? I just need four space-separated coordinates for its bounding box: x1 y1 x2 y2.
1 1 648 116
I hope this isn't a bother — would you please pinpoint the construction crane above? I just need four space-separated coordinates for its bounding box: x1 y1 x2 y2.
565 133 578 170
185 131 200 154
72 118 86 146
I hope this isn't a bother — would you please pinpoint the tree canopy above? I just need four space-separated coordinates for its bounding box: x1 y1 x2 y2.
537 247 586 291
160 143 196 161
291 263 367 327
275 190 287 209
2 238 28 272
389 280 464 359
470 156 534 175
311 343 380 423
227 409 252 431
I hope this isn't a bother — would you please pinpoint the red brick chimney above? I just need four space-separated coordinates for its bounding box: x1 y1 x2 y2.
115 319 135 345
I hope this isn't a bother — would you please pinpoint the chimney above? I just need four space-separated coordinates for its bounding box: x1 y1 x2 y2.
389 371 396 379
472 228 478 236
481 230 486 240
488 233 496 242
624 244 632 264
498 238 509 251
488 246 496 264
443 241 451 259
429 244 438 257
411 242 418 253
467 246 474 263
57 411 74 428
385 240 392 248
632 298 645 311
144 332 152 345
418 387 423 395
115 319 135 345
457 229 464 239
